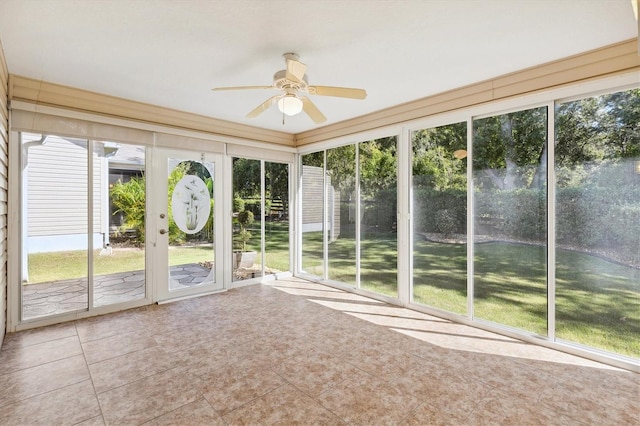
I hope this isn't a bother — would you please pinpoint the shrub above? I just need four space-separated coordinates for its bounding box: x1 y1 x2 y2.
435 209 457 236
110 176 146 242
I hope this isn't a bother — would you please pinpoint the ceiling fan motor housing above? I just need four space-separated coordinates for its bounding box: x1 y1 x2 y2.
273 70 308 92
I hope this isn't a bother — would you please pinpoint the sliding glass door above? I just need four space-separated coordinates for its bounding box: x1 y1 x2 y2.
299 136 398 299
232 157 290 283
20 133 147 321
472 107 548 336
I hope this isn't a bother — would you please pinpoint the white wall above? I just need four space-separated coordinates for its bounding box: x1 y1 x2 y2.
0 39 8 346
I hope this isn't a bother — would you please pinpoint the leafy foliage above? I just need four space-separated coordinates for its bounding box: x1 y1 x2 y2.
236 210 255 252
359 137 398 231
110 175 146 242
413 122 467 191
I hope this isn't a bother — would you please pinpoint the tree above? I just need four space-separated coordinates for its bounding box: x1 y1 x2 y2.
265 162 289 218
412 123 467 191
473 107 547 190
359 137 397 198
327 144 356 194
232 158 261 198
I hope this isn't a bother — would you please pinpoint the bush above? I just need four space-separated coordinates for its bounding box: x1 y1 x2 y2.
413 188 466 234
555 185 640 261
361 188 397 231
110 176 146 242
435 209 457 236
233 197 245 213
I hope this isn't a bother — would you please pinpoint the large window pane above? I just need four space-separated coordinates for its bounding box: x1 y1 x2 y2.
97 142 146 306
232 158 262 281
326 145 357 285
359 137 398 297
21 133 89 319
265 162 290 274
473 107 548 335
301 152 325 277
412 123 467 314
555 89 640 358
22 135 149 320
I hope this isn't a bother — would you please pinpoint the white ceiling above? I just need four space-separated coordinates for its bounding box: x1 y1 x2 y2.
0 0 637 134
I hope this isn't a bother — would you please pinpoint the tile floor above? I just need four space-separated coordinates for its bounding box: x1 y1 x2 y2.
1 277 638 425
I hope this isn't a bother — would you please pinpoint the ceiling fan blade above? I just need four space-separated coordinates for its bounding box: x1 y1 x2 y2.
307 85 367 99
301 97 327 124
212 85 274 91
286 58 307 83
246 95 280 118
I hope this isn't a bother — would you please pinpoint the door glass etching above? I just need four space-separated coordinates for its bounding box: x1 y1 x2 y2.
167 159 215 290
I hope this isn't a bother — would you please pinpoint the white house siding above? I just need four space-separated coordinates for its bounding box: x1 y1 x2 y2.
26 136 105 253
301 165 340 239
301 165 324 230
0 40 8 344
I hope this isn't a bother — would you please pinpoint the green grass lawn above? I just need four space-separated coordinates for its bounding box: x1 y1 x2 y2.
413 239 639 358
27 246 214 284
302 230 398 296
26 231 639 358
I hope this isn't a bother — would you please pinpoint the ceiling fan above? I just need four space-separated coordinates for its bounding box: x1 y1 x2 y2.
212 53 367 124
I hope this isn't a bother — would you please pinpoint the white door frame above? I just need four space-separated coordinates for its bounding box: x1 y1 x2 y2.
152 148 225 302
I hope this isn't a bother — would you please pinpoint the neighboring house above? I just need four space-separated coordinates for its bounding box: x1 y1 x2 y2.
21 134 144 280
301 165 340 241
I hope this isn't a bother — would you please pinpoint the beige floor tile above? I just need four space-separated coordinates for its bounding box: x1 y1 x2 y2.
232 335 319 367
0 354 90 408
349 344 426 377
81 329 157 364
271 349 361 397
161 339 235 372
0 335 82 375
0 380 100 425
537 382 640 425
75 415 106 426
145 398 225 426
0 322 77 351
152 321 230 352
316 371 421 425
1 279 637 425
395 369 490 425
89 345 175 394
76 311 145 343
195 362 286 415
98 367 200 425
465 390 578 426
223 384 345 426
134 307 213 336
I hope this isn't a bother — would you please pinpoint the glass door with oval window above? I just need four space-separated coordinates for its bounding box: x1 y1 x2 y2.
154 149 223 301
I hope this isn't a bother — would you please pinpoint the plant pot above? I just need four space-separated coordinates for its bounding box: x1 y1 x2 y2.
233 251 257 269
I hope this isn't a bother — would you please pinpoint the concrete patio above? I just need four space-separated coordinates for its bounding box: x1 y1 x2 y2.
22 264 212 320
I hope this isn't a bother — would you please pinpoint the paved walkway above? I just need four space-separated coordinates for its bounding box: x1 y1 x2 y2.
22 264 211 320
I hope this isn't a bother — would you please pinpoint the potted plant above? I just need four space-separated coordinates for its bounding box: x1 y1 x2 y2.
234 205 257 269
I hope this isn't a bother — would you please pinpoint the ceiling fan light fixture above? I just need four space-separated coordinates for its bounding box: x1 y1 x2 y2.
277 95 303 116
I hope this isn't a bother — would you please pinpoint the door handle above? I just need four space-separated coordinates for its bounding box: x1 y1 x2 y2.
159 229 167 235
